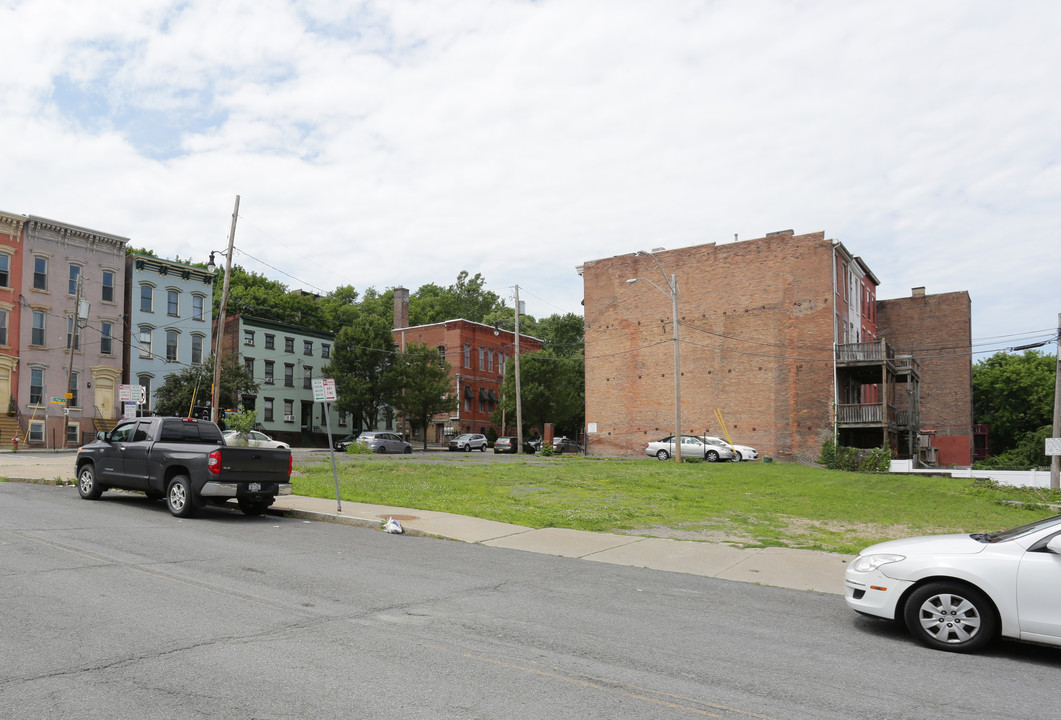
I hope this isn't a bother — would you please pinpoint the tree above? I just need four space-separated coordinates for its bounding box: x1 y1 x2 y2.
153 354 259 418
391 342 457 450
324 314 401 431
409 271 503 325
215 265 327 331
494 350 584 438
973 350 1056 455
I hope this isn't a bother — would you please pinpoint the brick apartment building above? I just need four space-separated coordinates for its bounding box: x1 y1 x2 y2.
579 230 973 465
391 287 544 442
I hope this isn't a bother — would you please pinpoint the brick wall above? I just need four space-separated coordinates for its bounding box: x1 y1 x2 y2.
877 290 973 465
583 231 839 462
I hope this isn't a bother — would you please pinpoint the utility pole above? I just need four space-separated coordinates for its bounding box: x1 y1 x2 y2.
1052 312 1060 490
211 195 239 425
64 272 83 447
514 284 524 454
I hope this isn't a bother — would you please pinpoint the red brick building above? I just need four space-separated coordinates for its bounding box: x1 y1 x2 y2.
580 230 973 465
391 288 544 442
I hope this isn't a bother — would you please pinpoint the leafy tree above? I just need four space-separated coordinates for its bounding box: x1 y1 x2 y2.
214 265 327 331
973 424 1052 470
391 342 457 450
323 314 401 431
409 271 503 325
494 349 584 438
973 350 1056 455
153 354 259 418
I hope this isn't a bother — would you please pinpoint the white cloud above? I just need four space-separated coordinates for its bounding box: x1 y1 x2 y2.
1 0 1058 350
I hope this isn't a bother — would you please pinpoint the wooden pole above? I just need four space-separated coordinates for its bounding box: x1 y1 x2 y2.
211 195 239 425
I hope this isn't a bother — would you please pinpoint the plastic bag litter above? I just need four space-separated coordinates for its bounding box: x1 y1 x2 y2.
382 517 403 534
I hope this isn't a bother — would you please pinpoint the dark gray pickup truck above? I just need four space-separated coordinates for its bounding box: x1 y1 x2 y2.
75 416 293 518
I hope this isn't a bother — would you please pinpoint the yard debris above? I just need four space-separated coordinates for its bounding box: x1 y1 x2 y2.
382 517 403 534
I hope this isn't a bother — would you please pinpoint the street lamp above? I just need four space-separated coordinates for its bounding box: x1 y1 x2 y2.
627 249 682 463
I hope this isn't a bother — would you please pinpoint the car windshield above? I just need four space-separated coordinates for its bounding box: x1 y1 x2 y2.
976 514 1061 543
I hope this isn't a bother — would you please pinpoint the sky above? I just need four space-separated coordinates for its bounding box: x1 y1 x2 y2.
1 0 1058 358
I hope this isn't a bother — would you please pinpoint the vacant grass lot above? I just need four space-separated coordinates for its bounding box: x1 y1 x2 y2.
294 455 1061 555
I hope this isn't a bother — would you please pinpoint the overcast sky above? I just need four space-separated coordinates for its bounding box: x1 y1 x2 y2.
2 0 1057 357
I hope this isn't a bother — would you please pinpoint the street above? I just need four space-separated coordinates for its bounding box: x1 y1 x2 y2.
2 482 1060 719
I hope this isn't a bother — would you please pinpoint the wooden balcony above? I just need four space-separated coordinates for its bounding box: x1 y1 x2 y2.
837 403 918 429
836 340 919 379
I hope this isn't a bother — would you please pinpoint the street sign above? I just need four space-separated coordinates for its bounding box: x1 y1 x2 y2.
1047 438 1061 457
50 397 66 405
312 377 337 402
120 384 146 405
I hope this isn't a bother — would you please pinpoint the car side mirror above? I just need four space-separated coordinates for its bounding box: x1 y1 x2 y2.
96 431 108 442
1047 536 1061 554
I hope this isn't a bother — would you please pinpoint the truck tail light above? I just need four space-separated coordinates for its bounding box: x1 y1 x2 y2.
208 450 222 475
288 453 293 476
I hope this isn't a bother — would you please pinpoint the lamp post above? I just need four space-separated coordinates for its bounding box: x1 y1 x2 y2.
207 195 239 425
627 249 681 463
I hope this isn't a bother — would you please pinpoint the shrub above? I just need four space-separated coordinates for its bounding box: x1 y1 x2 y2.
819 440 890 472
345 442 372 455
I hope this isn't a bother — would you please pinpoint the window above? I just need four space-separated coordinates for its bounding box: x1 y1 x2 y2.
167 290 179 316
321 343 330 359
166 331 178 362
478 347 484 370
29 421 44 443
264 360 274 384
68 371 79 408
191 294 204 321
0 309 7 346
30 368 44 405
191 334 204 365
0 253 9 287
140 284 153 312
100 322 113 355
284 337 294 353
68 264 81 295
66 317 80 350
67 423 80 445
244 330 254 346
137 375 152 412
463 344 471 367
138 327 153 358
284 399 294 420
284 363 294 387
338 411 347 427
303 340 313 356
245 357 255 378
264 398 274 422
303 365 312 389
487 349 493 372
31 311 46 346
33 257 47 290
102 271 114 302
265 334 275 350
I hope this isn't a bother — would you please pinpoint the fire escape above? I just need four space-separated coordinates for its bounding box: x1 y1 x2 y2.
835 339 921 460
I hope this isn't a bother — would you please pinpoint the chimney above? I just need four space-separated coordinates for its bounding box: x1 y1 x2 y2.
912 287 926 297
393 287 410 329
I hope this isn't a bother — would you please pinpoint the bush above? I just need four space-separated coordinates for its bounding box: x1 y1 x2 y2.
345 442 372 455
819 440 890 472
973 424 1051 470
540 443 554 457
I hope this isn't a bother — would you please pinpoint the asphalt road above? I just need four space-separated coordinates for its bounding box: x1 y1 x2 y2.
3 482 1060 719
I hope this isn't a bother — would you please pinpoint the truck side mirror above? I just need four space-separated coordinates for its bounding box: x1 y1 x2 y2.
96 431 108 442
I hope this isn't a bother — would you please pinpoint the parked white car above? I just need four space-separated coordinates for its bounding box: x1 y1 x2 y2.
222 430 289 449
702 436 758 462
645 435 736 462
845 514 1061 653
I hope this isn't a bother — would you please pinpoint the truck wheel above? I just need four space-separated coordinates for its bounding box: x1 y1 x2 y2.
166 475 198 518
238 496 274 516
77 464 103 500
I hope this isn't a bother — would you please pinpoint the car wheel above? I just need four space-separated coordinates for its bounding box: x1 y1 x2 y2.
403 446 412 454
166 475 198 518
464 444 471 452
903 582 997 653
480 444 487 452
77 464 103 500
376 446 386 454
238 496 274 516
731 452 742 462
706 450 719 462
655 449 670 461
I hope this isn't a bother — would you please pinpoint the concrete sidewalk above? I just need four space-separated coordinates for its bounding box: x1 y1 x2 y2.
270 495 852 595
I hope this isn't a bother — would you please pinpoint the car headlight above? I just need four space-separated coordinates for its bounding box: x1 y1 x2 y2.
850 553 906 573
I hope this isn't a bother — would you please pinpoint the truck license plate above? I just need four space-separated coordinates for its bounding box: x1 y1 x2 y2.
249 483 261 492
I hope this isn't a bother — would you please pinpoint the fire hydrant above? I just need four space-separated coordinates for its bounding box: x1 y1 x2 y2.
12 435 18 452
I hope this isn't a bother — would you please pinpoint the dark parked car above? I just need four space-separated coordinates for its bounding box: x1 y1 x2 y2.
334 433 362 451
552 436 582 454
493 436 537 454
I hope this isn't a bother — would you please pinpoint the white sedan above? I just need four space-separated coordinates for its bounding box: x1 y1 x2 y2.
702 436 758 462
645 435 736 462
223 430 289 449
845 514 1061 653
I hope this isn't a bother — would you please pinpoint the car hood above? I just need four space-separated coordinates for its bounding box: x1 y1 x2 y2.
859 533 989 557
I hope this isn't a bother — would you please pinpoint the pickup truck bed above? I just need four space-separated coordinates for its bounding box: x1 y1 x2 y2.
75 416 293 518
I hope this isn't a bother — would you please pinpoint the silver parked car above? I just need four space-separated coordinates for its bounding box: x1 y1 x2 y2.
356 431 412 454
645 435 736 462
449 433 488 452
702 436 758 462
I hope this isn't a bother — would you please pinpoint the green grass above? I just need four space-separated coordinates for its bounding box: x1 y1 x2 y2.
293 456 1061 555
